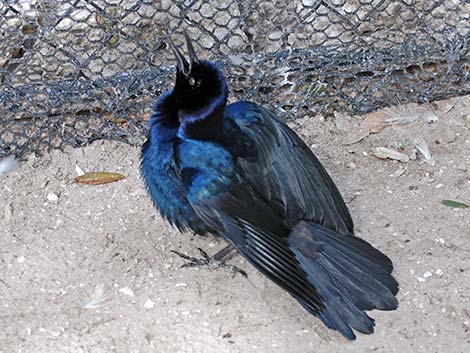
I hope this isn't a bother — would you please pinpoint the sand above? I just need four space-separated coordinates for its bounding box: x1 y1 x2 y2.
1 96 469 353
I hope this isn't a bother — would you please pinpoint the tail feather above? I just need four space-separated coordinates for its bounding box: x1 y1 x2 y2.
320 239 399 310
314 228 394 273
288 222 398 339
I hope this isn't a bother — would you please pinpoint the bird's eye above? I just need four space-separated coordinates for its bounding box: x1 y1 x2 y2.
188 77 196 86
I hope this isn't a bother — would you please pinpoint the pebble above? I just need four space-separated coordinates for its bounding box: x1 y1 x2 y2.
144 299 155 309
348 162 357 170
47 192 59 202
118 286 134 297
423 271 432 278
421 110 439 124
75 165 85 176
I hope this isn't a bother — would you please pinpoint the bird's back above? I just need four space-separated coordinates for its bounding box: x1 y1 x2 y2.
222 101 354 234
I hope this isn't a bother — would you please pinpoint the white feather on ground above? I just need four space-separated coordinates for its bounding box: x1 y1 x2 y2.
0 155 19 177
413 137 435 165
79 283 111 309
384 102 421 125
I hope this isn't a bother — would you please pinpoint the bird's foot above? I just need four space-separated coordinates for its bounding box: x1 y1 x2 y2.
171 247 247 278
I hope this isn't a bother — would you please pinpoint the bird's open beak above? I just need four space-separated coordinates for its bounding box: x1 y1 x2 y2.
183 30 199 69
167 30 199 76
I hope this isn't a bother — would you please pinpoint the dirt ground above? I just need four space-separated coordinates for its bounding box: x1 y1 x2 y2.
1 96 469 353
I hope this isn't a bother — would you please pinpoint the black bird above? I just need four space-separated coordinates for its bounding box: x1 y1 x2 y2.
140 32 399 340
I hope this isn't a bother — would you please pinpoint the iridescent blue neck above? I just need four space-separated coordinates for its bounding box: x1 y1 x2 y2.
177 74 228 141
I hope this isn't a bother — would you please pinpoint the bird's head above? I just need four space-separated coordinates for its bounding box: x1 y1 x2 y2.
168 31 227 113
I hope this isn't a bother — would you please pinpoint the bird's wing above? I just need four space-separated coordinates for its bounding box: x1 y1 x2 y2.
189 180 397 340
176 138 324 314
178 131 397 340
189 181 325 314
223 101 353 234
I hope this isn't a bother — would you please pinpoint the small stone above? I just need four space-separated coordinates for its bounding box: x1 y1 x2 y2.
144 299 155 309
435 268 443 276
421 110 439 124
417 277 426 282
75 165 85 176
118 286 134 297
17 256 25 263
348 162 357 170
47 193 59 202
423 271 432 278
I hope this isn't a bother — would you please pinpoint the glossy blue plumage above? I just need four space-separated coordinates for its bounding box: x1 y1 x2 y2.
140 92 207 234
141 48 398 340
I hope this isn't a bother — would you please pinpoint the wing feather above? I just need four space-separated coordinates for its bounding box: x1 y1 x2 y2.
224 101 353 234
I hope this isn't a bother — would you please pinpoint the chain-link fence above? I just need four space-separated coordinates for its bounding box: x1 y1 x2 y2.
1 0 469 158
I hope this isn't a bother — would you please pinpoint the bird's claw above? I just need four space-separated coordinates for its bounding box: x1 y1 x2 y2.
171 248 247 278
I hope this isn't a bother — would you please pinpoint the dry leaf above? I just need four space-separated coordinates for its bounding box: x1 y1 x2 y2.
362 111 389 133
373 147 409 163
75 172 125 185
342 127 369 145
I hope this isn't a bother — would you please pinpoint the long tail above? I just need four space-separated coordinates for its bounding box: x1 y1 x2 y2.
288 221 399 340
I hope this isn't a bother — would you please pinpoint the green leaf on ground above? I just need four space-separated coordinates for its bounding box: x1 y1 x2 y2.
441 199 469 208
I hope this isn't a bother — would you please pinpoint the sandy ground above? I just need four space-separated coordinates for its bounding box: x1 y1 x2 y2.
1 96 470 353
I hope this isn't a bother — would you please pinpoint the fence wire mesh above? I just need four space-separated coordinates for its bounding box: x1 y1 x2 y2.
1 0 469 158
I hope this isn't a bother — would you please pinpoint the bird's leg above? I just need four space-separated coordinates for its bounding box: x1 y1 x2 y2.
171 244 247 277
